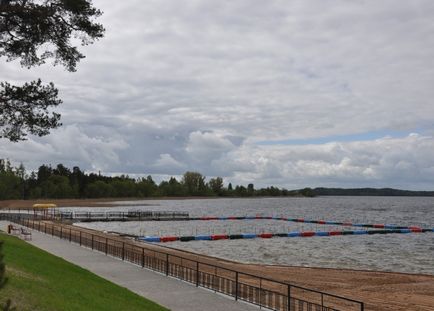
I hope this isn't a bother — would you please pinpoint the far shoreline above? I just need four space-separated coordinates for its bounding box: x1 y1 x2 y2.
1 195 433 210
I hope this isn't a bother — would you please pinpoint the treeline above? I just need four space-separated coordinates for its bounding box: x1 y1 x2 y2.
0 160 314 200
313 187 434 197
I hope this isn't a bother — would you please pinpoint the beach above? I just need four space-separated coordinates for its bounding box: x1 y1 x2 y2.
2 198 434 310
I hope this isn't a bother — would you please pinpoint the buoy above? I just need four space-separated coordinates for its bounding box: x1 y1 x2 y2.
287 232 301 237
315 231 329 237
211 234 228 240
301 231 315 237
161 236 178 242
353 230 368 235
140 236 160 242
242 233 256 239
180 236 195 242
195 235 212 241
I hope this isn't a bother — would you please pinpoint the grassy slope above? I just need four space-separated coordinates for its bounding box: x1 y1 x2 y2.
0 233 168 311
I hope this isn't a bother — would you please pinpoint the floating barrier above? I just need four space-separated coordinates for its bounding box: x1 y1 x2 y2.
138 226 431 243
188 215 429 232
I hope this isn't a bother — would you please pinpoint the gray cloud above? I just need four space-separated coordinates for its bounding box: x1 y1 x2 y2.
1 0 434 189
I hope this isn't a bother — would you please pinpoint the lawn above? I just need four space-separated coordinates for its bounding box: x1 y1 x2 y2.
0 233 169 311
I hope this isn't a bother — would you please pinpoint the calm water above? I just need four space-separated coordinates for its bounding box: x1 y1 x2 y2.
72 196 434 275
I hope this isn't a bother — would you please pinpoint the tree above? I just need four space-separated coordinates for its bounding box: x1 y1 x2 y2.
0 0 104 141
182 171 206 196
247 183 254 196
208 177 223 196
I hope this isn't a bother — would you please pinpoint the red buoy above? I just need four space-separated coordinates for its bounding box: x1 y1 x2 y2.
373 224 385 228
211 234 229 240
301 231 315 237
160 236 178 242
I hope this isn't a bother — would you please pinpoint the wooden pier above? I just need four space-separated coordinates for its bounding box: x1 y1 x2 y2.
1 211 189 222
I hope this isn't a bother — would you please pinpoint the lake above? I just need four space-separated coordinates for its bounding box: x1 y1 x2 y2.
71 196 434 274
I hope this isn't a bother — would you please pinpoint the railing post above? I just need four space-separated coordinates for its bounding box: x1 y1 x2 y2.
79 231 82 246
166 253 169 276
196 262 199 287
361 302 364 311
321 293 324 309
52 225 54 236
141 248 145 267
69 228 72 242
91 234 94 250
60 227 63 239
287 285 291 311
105 237 108 255
122 242 125 260
235 271 239 301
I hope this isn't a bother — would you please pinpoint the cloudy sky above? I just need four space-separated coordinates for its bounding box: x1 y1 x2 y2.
1 0 434 189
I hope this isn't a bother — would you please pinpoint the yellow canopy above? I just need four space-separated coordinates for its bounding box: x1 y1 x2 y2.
32 203 57 209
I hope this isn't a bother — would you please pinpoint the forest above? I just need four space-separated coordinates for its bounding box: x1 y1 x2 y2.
0 160 314 199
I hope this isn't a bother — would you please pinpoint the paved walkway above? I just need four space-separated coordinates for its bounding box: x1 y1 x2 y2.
0 221 258 311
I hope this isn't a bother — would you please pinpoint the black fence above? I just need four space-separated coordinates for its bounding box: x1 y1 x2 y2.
1 213 365 311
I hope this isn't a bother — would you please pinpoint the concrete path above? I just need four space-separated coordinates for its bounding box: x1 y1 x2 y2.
0 221 258 311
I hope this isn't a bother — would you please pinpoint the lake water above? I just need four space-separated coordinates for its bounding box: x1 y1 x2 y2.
71 196 434 275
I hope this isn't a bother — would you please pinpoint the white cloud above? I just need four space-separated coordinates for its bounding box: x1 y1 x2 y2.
219 134 434 189
153 153 186 174
1 0 434 189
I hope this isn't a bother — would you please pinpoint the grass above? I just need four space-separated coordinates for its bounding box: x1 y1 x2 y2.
0 233 169 311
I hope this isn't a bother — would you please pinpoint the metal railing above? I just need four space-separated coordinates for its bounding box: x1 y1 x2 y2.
1 213 365 311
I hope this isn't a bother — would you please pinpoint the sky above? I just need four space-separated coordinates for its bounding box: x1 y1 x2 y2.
1 0 434 190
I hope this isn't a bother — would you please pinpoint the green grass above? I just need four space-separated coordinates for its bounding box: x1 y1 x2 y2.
0 233 169 311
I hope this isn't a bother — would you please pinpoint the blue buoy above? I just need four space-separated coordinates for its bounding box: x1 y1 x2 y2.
352 230 368 235
195 235 212 241
287 232 301 237
315 231 329 236
140 236 161 242
242 233 257 239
